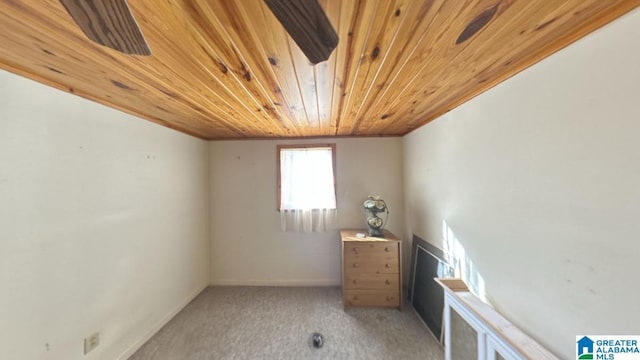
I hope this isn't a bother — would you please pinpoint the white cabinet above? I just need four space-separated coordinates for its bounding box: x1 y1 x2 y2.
437 279 558 360
487 334 521 360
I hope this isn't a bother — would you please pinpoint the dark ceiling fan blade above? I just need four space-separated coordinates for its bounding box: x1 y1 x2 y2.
59 0 151 56
264 0 338 65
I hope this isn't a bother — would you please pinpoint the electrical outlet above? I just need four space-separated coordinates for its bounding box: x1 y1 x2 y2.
84 332 100 355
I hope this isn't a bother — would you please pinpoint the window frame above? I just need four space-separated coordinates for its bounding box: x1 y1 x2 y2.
276 143 337 211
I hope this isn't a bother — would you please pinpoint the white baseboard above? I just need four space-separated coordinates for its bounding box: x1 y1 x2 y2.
210 279 340 287
117 285 207 360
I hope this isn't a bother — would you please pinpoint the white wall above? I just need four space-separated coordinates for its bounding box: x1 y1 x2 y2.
209 138 404 286
403 9 640 359
0 70 210 360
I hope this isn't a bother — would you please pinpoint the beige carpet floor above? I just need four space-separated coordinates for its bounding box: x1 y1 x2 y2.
129 286 444 360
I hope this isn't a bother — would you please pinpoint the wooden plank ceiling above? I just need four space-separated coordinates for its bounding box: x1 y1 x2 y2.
0 0 637 139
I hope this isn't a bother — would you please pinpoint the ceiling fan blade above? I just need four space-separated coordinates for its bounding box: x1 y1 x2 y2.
264 0 338 65
59 0 151 56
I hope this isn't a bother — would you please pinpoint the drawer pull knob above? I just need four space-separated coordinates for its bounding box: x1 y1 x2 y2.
385 247 390 252
386 296 393 301
385 279 391 284
353 279 358 284
353 263 358 268
352 248 359 253
385 263 391 268
353 296 359 301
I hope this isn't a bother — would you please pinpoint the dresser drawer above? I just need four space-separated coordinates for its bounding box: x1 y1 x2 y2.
343 254 398 274
344 273 399 290
344 290 400 308
344 242 398 257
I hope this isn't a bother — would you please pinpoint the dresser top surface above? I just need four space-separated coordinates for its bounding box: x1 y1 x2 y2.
340 229 400 242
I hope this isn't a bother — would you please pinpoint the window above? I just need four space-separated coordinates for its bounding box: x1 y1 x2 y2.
277 144 337 232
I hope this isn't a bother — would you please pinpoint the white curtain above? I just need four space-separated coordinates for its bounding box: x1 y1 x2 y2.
280 147 338 232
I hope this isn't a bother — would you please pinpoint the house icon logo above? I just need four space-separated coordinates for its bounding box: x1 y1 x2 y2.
577 336 594 359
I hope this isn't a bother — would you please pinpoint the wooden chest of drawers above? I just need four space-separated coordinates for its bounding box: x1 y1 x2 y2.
340 229 402 310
